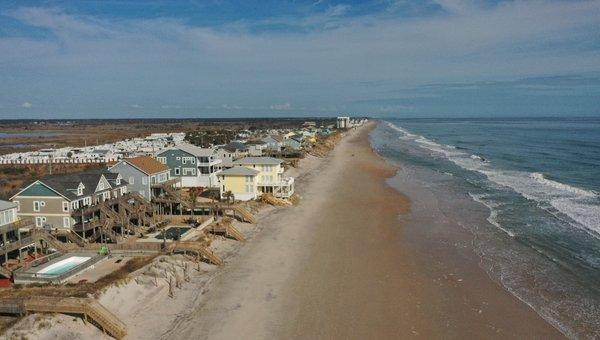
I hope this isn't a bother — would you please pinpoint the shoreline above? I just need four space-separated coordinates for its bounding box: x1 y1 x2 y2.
4 121 564 339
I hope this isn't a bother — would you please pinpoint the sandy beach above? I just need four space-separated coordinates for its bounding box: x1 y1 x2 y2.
4 122 564 339
162 122 562 339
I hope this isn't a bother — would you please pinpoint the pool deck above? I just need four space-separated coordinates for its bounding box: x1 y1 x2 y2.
15 252 105 284
66 255 132 284
138 219 214 243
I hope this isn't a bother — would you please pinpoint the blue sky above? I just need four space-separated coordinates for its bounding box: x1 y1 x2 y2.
1 0 599 119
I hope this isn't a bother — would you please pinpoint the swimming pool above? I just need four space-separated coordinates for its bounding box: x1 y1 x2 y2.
155 227 191 240
37 256 91 275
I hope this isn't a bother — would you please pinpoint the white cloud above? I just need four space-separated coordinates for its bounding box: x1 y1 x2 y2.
21 102 33 108
1 1 600 117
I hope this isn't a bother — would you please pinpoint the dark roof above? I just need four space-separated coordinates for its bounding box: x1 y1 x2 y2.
36 170 127 201
223 142 249 152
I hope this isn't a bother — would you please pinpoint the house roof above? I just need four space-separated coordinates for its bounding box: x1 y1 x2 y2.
245 139 267 146
124 156 169 175
176 143 216 157
262 135 283 143
0 200 17 211
223 142 249 152
16 169 128 201
234 156 284 165
219 166 260 176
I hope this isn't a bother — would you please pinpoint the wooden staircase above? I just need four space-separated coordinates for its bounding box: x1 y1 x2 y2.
226 205 257 224
99 219 124 243
0 297 126 339
168 241 223 266
207 221 245 242
52 229 87 247
29 229 73 251
225 224 246 242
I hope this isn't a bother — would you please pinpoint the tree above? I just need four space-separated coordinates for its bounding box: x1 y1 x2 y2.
224 191 234 205
188 187 205 218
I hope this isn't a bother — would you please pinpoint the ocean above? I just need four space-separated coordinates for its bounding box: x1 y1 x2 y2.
370 117 600 338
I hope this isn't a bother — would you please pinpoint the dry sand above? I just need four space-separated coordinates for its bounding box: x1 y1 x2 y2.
162 123 563 339
4 122 563 339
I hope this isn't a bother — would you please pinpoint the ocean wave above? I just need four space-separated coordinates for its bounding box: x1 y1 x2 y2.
468 193 516 237
385 121 600 237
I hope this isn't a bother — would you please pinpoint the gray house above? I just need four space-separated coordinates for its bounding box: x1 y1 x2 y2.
155 144 222 188
109 156 171 200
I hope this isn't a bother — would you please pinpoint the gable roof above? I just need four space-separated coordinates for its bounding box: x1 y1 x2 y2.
12 169 128 201
123 156 169 175
176 143 216 157
262 135 283 143
219 166 260 176
234 156 284 165
223 142 249 152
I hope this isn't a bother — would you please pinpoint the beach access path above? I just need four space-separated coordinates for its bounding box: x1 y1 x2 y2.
162 122 563 339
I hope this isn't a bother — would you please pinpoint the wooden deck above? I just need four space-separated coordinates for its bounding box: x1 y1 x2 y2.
0 296 127 339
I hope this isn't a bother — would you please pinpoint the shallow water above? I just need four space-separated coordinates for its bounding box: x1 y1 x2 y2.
370 118 600 339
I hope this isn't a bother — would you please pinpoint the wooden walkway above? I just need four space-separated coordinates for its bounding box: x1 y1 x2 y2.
0 296 126 339
167 241 224 266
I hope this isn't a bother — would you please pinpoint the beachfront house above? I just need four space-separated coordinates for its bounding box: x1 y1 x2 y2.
245 140 268 156
261 135 283 152
155 144 222 188
0 201 18 229
218 166 260 201
109 156 170 200
215 142 249 169
220 156 294 200
10 170 128 229
283 135 303 150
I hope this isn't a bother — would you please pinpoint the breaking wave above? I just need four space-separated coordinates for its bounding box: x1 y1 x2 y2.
385 121 600 237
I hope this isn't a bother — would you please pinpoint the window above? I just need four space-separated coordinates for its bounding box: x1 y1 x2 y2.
62 202 69 212
245 184 253 193
129 176 134 184
63 217 70 228
116 177 121 185
245 175 253 183
33 201 40 212
98 182 104 191
182 158 187 164
157 157 166 164
40 201 46 207
142 177 147 185
15 201 20 212
174 168 181 175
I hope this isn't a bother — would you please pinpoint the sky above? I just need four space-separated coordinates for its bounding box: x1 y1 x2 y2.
1 0 599 119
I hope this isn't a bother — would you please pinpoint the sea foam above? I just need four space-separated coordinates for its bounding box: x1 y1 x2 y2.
386 121 600 237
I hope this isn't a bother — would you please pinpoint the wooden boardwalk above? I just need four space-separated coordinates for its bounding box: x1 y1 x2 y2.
0 296 127 339
167 241 224 266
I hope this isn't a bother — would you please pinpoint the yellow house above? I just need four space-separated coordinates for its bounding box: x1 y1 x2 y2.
218 166 260 201
219 157 294 201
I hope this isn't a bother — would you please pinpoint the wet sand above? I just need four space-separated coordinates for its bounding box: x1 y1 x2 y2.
165 122 563 339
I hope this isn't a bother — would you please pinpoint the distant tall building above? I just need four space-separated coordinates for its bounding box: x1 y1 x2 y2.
336 116 351 129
